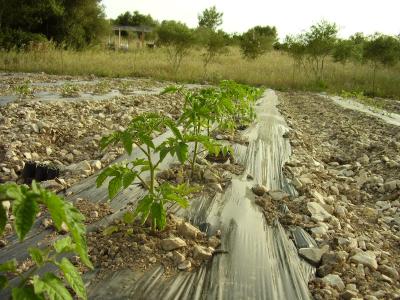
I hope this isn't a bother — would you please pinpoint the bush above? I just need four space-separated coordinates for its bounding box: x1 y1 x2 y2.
240 26 277 59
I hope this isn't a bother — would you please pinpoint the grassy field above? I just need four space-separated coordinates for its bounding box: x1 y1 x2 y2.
1 46 400 99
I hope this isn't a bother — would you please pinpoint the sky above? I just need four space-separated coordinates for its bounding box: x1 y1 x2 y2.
102 0 400 39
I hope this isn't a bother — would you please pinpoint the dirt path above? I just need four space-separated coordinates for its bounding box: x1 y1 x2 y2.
277 91 400 299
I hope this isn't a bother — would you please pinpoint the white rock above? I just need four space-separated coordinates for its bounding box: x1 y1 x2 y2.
350 251 378 269
307 202 333 222
177 222 201 239
161 237 187 251
91 160 102 170
172 251 185 264
45 147 53 156
193 245 213 260
251 184 267 196
178 260 191 270
268 190 289 201
322 274 345 291
298 245 329 265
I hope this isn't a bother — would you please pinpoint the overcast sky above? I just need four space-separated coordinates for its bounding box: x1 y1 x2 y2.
102 0 399 38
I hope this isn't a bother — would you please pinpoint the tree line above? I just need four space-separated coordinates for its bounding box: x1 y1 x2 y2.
1 2 399 94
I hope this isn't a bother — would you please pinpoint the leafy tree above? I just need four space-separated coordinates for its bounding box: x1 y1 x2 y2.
332 39 355 65
195 27 228 75
303 20 338 80
0 0 108 49
157 20 195 75
363 34 400 95
198 6 223 31
115 10 158 28
240 26 277 59
0 181 92 299
281 35 307 82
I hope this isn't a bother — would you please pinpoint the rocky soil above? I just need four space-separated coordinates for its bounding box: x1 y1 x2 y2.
274 91 400 299
0 73 183 188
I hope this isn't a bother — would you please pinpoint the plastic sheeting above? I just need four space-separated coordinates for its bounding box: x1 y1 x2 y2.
1 90 315 299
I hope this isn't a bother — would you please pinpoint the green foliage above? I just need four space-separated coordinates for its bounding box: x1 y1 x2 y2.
61 84 80 98
198 6 223 31
0 0 108 49
14 82 34 99
240 26 277 59
195 28 228 73
157 21 195 74
114 10 158 40
304 20 338 80
97 113 194 230
363 34 400 95
0 181 91 299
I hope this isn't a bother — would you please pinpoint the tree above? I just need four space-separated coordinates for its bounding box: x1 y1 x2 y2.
333 39 355 65
0 0 108 49
363 34 400 95
157 20 195 75
281 34 307 83
198 6 223 31
240 26 277 59
303 20 338 80
195 28 228 75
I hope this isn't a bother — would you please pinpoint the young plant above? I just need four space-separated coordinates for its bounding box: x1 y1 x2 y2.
61 84 80 98
0 181 92 300
14 82 34 99
96 113 194 230
162 86 231 177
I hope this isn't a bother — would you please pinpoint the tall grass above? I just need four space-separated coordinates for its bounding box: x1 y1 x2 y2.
1 46 399 99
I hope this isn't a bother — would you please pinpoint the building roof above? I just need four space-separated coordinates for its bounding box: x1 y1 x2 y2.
112 25 153 33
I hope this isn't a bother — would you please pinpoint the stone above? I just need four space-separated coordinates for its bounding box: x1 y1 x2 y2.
322 274 345 291
161 237 187 251
307 202 333 222
203 169 219 183
148 257 156 263
193 245 213 260
45 147 53 155
208 236 221 248
341 290 358 300
90 211 99 218
334 206 347 217
378 265 399 280
383 180 400 192
65 160 91 174
91 160 102 170
172 251 185 265
140 245 153 253
375 201 391 210
178 260 191 270
357 154 370 165
311 225 328 236
177 222 201 239
251 184 267 196
298 245 329 265
40 180 64 192
350 251 378 269
23 152 32 160
268 190 289 201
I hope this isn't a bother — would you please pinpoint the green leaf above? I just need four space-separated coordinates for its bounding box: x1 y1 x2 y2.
102 225 119 236
96 168 114 188
123 211 135 224
175 142 189 164
0 275 7 291
33 273 73 300
150 202 166 230
0 203 6 236
12 194 38 241
134 195 154 224
59 258 87 300
121 131 133 155
54 237 74 253
122 171 137 188
108 176 123 199
0 259 17 272
12 286 44 300
28 247 45 266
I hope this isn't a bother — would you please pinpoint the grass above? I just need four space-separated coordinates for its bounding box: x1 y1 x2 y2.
1 46 400 99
